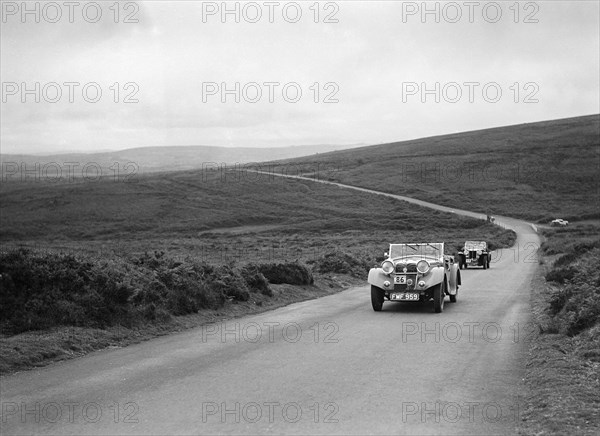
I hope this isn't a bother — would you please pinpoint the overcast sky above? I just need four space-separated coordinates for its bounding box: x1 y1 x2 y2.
1 0 599 154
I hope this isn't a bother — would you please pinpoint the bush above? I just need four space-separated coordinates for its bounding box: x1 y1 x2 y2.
257 263 314 285
0 249 325 335
0 249 134 332
547 248 600 336
211 265 250 302
545 240 600 284
241 265 272 296
546 266 577 284
313 250 371 277
0 249 258 335
135 257 226 315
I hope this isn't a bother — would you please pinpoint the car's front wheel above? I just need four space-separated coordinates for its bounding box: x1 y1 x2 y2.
433 281 445 313
482 255 488 269
371 285 384 312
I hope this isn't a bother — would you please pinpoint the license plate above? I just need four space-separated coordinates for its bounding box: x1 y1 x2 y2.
394 275 407 284
390 293 419 301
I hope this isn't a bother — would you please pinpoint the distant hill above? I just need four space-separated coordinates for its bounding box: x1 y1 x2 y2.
3 115 598 222
0 143 367 176
256 114 600 222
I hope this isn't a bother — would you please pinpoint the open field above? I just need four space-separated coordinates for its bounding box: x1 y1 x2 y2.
0 168 514 258
261 115 600 222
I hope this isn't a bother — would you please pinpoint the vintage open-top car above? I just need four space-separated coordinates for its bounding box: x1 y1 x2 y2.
368 243 461 313
457 241 490 269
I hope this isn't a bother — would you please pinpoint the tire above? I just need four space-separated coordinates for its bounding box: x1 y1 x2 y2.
371 285 384 312
482 255 487 270
450 271 459 302
433 281 445 313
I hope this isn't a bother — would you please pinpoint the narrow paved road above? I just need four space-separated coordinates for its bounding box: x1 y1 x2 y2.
0 175 540 435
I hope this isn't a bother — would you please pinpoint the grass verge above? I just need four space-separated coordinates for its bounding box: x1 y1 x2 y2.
0 259 362 375
519 222 600 435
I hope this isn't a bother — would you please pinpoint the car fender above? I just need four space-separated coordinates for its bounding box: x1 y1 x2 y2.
369 266 446 291
421 266 444 289
368 268 390 288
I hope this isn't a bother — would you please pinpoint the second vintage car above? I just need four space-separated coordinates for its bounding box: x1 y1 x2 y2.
368 243 461 313
457 240 490 269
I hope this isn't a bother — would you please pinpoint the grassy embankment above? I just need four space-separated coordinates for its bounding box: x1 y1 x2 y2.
519 222 600 435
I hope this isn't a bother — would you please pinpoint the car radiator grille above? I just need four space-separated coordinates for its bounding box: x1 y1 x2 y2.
395 263 417 273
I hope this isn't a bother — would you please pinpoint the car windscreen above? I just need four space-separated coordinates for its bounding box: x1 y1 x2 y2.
389 243 443 259
464 241 487 250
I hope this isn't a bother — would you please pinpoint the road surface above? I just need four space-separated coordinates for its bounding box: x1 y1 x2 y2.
0 175 540 435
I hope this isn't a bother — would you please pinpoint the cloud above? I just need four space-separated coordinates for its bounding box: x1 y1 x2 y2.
1 1 598 153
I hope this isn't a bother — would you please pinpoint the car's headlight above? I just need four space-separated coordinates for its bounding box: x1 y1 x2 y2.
381 260 394 274
477 250 482 255
416 260 430 274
